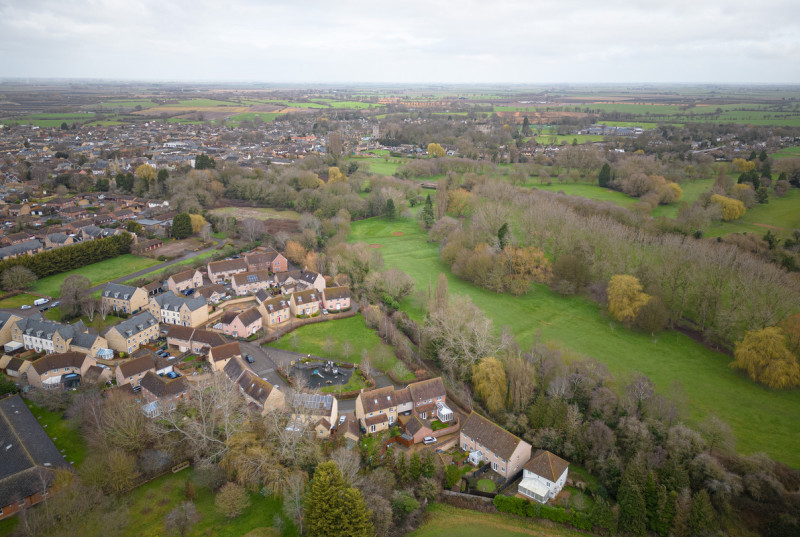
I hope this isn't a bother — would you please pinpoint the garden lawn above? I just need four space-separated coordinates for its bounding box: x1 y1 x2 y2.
23 400 87 467
0 293 39 308
476 479 496 493
349 216 800 467
44 308 124 332
265 315 404 373
30 255 159 297
408 503 588 537
347 156 405 176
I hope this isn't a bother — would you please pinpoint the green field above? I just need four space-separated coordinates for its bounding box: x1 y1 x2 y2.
531 134 604 145
210 206 301 221
24 399 87 467
266 315 414 381
347 156 406 176
651 178 716 218
5 113 96 127
31 255 159 297
174 98 239 107
349 216 800 467
313 98 383 109
772 146 800 159
228 112 281 125
704 188 800 238
528 183 639 208
0 293 39 308
408 503 587 537
97 100 156 109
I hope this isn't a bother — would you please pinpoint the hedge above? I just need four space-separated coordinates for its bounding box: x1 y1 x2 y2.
0 233 133 279
493 495 591 531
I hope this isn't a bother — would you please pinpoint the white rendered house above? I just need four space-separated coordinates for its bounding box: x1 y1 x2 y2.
518 450 569 503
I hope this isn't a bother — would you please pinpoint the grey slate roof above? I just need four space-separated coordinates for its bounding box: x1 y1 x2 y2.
107 311 157 338
0 395 71 507
103 282 140 300
151 291 207 312
0 239 42 259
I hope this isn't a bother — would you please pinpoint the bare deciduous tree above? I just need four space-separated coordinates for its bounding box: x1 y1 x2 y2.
240 218 263 243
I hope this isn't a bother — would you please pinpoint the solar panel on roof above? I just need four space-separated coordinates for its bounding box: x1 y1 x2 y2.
247 275 258 283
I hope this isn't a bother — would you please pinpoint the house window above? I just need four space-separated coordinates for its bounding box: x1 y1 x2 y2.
370 425 376 433
502 467 505 472
493 462 498 471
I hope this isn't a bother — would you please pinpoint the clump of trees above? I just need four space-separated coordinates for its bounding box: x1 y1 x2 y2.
731 326 800 389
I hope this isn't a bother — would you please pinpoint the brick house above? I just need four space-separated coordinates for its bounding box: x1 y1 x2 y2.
246 247 287 273
220 307 262 338
355 386 397 434
231 270 272 296
322 286 351 312
195 284 227 304
166 326 227 354
139 371 190 417
460 412 532 479
207 258 248 283
101 283 149 315
223 357 285 416
166 269 203 294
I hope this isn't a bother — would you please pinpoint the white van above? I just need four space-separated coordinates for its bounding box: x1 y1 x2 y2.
33 298 49 306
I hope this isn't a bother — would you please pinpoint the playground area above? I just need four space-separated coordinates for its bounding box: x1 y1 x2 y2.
291 360 353 389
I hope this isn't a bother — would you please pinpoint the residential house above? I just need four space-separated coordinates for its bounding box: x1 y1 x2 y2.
1 232 33 246
257 295 290 327
0 395 72 520
11 317 105 357
518 450 570 504
231 270 271 296
291 392 338 439
246 247 287 273
104 311 159 354
460 412 532 479
4 357 29 379
337 414 361 444
207 341 241 372
101 283 149 315
289 289 320 317
207 258 248 283
407 377 452 421
220 307 262 338
166 325 227 354
195 284 227 304
43 233 73 249
0 239 43 260
166 269 203 294
24 352 97 389
355 386 397 434
281 270 325 294
322 286 351 312
223 357 285 415
114 354 156 387
139 371 189 417
149 291 208 327
0 312 23 346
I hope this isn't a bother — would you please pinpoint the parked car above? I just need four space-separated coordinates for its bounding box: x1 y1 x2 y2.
338 415 346 426
422 436 437 445
322 309 329 315
20 305 31 310
34 298 49 306
50 301 60 308
245 355 255 364
39 306 49 312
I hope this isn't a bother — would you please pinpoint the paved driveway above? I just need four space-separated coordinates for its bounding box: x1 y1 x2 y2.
239 341 287 389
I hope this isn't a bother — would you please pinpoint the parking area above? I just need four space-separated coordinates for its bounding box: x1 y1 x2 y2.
239 341 287 389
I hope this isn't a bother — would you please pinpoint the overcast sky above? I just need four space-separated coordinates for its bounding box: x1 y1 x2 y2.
1 0 799 84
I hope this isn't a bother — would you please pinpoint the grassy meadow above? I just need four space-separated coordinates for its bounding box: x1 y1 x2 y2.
210 206 301 221
24 400 87 467
31 254 159 297
0 293 39 308
349 216 800 467
408 503 588 537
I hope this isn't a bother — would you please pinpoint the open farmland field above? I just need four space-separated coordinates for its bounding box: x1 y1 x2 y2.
31 254 159 297
210 206 301 221
773 146 800 159
349 216 800 467
6 112 97 127
347 156 406 176
97 99 156 109
532 134 605 145
408 504 588 537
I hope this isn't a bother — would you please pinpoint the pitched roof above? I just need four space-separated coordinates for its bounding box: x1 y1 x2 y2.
223 356 247 383
209 342 241 362
236 307 261 327
298 271 322 285
324 286 350 300
0 395 70 507
166 326 227 347
461 412 527 461
405 415 431 437
196 284 226 299
28 352 87 375
408 377 446 404
107 311 157 338
102 282 141 300
262 295 289 313
291 288 319 305
169 269 199 284
139 371 189 399
293 392 334 415
117 354 155 378
237 370 275 406
232 270 270 287
208 258 248 275
523 450 569 482
151 291 207 312
360 385 396 414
